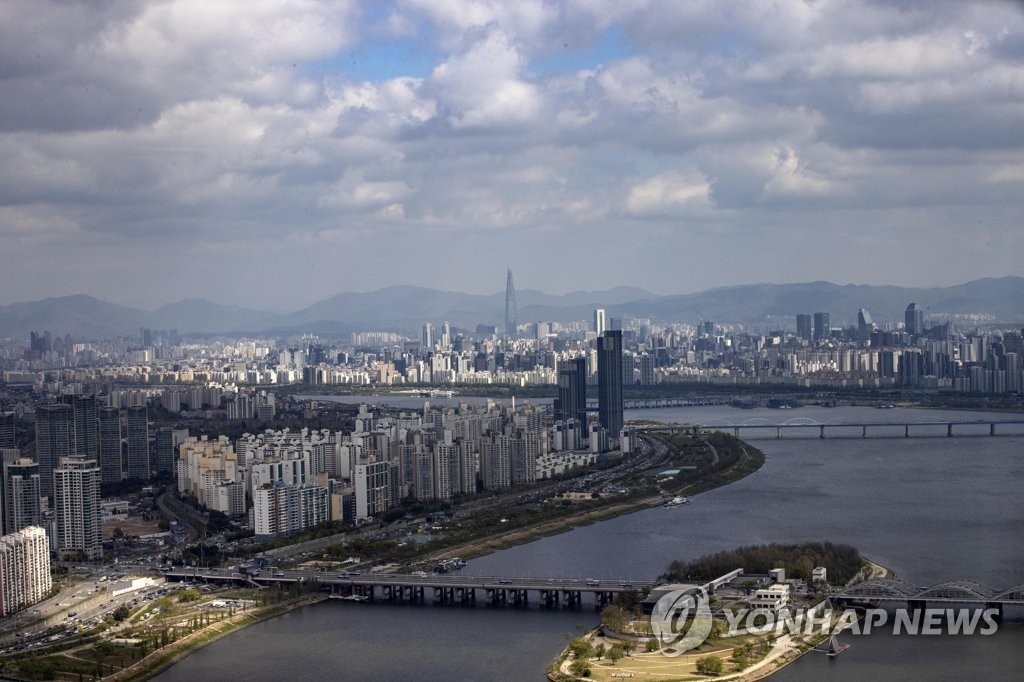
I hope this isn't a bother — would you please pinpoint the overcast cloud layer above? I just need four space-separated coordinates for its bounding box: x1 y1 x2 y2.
1 0 1022 310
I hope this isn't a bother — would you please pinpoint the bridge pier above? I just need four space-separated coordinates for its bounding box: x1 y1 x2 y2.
734 427 739 437
485 588 507 607
776 427 782 439
820 425 826 439
948 423 954 437
905 424 911 438
862 425 868 438
991 423 996 436
595 591 614 609
562 590 582 609
512 589 529 607
540 589 561 609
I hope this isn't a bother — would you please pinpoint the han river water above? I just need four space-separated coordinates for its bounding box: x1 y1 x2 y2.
154 403 1024 681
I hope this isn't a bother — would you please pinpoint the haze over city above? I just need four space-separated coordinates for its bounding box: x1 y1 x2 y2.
2 0 1023 310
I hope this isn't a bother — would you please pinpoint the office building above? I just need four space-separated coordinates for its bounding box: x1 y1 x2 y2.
857 308 874 342
812 312 830 342
0 412 14 449
53 457 102 560
597 330 624 441
796 314 812 341
556 357 588 427
155 427 188 479
35 404 72 500
594 308 607 335
97 406 123 484
3 459 41 535
905 302 924 337
126 405 149 480
505 267 517 336
0 526 52 617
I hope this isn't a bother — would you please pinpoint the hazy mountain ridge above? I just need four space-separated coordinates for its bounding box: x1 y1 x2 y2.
0 278 1019 340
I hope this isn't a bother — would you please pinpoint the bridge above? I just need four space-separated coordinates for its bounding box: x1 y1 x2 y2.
832 578 1024 618
164 569 655 609
588 397 730 410
633 418 1024 439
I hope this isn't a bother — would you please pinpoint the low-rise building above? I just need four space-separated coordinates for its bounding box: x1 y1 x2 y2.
750 584 790 614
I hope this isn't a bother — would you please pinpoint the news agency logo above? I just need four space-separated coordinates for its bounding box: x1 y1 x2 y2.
650 587 713 657
650 596 1000 658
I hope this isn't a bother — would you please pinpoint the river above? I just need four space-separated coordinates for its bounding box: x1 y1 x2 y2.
154 404 1024 681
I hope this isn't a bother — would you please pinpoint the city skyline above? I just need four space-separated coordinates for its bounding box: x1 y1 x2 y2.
1 1 1022 310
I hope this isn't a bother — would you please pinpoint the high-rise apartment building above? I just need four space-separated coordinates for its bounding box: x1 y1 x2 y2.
354 461 391 521
253 482 327 538
97 406 123 484
556 357 588 427
126 405 149 480
3 458 41 535
0 526 52 617
53 457 102 560
35 404 72 500
597 330 624 440
62 394 98 459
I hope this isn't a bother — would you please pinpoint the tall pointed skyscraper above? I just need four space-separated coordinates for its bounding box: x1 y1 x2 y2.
504 267 517 337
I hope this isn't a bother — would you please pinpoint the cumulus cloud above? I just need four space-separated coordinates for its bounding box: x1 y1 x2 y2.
626 171 714 217
0 0 1021 308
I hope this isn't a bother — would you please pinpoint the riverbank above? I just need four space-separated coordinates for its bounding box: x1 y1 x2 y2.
107 594 326 682
421 439 764 567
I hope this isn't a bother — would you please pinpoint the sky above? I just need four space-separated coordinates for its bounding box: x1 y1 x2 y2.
1 0 1022 311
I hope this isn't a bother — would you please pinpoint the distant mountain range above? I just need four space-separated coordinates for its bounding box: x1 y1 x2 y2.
0 277 1020 340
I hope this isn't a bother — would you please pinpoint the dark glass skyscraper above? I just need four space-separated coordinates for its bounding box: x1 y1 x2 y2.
813 312 830 342
35 403 72 499
126 405 150 481
556 357 588 427
597 330 624 439
98 406 123 484
796 314 812 341
905 302 923 337
0 411 15 449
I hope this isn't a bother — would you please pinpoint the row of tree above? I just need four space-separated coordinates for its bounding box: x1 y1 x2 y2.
662 541 864 585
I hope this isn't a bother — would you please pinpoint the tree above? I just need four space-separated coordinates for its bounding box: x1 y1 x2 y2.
601 604 629 632
607 643 624 663
568 658 590 677
568 636 593 660
696 656 723 676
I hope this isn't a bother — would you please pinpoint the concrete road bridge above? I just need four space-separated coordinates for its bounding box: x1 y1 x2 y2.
164 569 656 609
